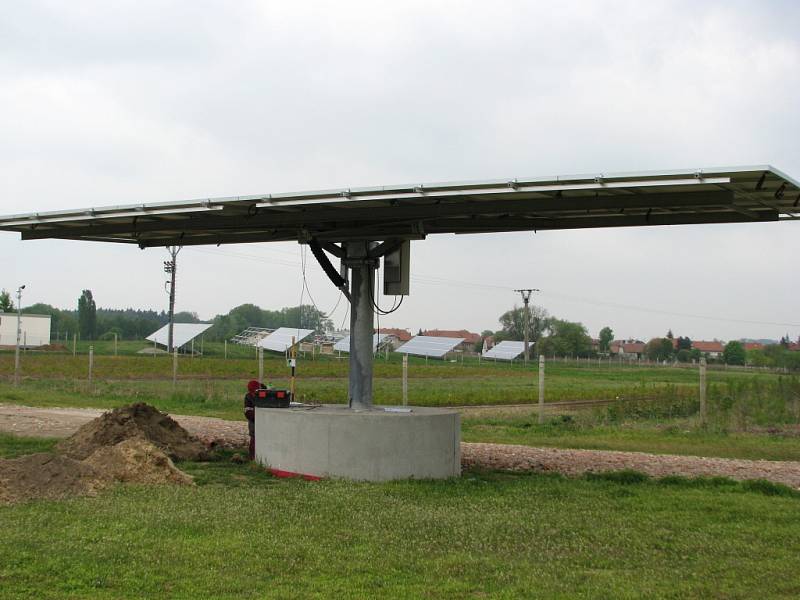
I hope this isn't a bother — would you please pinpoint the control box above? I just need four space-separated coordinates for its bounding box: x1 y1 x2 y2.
253 388 291 408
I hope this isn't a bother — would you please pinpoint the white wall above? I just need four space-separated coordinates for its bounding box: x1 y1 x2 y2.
0 313 51 347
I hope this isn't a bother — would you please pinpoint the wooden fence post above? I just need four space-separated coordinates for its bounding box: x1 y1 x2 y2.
88 346 94 385
402 354 409 406
173 348 178 389
699 357 707 425
538 354 545 424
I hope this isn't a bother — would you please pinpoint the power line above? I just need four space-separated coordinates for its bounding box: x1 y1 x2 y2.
186 246 798 328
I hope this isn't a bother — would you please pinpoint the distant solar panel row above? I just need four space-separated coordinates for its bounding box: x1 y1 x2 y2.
258 327 314 352
396 336 464 358
146 323 213 348
333 334 388 353
483 340 526 360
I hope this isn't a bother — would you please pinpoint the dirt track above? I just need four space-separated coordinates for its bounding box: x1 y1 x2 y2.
3 403 800 488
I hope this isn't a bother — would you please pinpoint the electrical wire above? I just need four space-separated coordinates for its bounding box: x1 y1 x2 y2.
186 246 797 328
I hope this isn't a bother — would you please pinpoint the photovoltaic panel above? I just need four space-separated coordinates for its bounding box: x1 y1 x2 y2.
333 333 388 353
259 327 314 352
483 340 526 360
2 166 797 247
396 336 464 358
146 323 213 348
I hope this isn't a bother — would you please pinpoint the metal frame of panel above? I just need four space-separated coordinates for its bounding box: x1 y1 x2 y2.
146 323 212 348
396 336 465 358
0 166 797 246
483 340 526 361
259 327 314 353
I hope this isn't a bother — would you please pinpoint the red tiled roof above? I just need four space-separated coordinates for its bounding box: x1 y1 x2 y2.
692 341 724 353
377 327 412 342
421 329 480 344
743 342 764 351
622 342 645 353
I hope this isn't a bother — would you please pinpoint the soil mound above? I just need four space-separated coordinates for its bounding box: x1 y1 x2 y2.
57 403 207 461
84 439 194 486
0 453 107 505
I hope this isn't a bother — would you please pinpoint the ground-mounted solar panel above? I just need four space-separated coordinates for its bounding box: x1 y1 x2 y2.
483 340 526 360
146 323 213 348
396 335 464 358
333 333 388 353
259 327 314 352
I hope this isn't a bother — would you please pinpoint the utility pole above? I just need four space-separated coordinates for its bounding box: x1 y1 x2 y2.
514 288 539 364
13 285 25 386
164 246 182 354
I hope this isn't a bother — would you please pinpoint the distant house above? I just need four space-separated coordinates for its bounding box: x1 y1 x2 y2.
421 329 481 353
609 339 645 359
742 342 764 352
0 312 51 348
482 335 496 352
692 340 725 358
377 327 412 350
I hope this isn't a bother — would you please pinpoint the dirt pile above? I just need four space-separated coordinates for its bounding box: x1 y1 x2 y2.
0 453 107 505
2 403 201 505
57 402 207 461
84 438 193 486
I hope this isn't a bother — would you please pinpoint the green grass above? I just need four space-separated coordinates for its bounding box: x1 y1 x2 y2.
0 351 785 408
0 433 58 458
2 441 800 598
462 415 800 461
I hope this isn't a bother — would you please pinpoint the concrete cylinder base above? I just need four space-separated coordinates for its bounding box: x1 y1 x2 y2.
254 405 460 481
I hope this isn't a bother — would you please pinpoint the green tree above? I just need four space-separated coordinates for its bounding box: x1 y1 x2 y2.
598 326 614 353
723 341 746 365
676 348 691 363
538 319 591 357
77 290 97 340
0 289 13 312
646 338 674 362
498 305 549 346
676 336 692 351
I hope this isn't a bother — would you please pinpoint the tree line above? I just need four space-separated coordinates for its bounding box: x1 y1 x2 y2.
5 288 331 343
482 304 800 369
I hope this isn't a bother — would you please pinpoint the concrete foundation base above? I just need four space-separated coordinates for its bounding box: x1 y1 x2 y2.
254 405 460 481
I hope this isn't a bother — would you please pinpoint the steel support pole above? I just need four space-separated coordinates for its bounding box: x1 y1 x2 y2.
347 241 376 410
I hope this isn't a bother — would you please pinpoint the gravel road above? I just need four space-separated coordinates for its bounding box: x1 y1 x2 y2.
3 404 799 488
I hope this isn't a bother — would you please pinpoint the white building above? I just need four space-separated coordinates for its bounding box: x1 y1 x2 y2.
0 312 51 348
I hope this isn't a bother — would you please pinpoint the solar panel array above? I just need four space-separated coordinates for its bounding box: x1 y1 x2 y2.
396 335 464 358
483 340 526 361
333 333 388 353
146 323 213 348
259 327 314 352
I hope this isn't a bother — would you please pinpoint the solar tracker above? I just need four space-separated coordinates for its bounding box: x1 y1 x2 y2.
483 340 526 360
1 166 797 246
333 333 388 353
3 165 797 411
396 336 464 358
259 327 314 353
146 323 212 348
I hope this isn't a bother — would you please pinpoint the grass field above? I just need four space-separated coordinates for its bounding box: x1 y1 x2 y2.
2 350 799 463
0 349 784 408
1 433 799 599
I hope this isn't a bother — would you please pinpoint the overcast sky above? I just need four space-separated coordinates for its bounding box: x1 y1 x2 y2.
1 0 798 342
